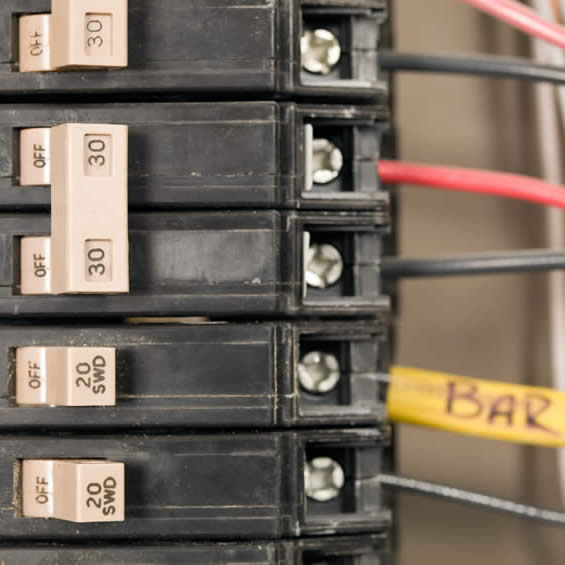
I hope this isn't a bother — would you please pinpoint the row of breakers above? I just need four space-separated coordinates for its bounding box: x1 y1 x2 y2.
0 535 391 563
1 0 392 558
2 0 385 100
0 430 390 535
0 106 386 314
1 103 385 211
0 210 386 317
0 320 386 425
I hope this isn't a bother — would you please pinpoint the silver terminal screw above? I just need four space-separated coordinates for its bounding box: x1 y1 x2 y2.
306 244 344 289
305 457 345 502
301 29 342 75
312 138 343 184
298 351 340 393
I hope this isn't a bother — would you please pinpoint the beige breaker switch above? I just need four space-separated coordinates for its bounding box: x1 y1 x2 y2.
18 15 51 73
19 123 129 295
19 0 128 72
16 346 116 406
22 459 125 522
20 128 51 187
20 236 51 295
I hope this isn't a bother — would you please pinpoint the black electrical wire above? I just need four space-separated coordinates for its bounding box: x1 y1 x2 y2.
379 49 565 85
379 474 565 525
381 249 565 279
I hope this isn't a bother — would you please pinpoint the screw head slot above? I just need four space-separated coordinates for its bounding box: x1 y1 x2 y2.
305 457 345 502
301 29 342 75
306 243 344 289
312 138 343 184
298 351 340 393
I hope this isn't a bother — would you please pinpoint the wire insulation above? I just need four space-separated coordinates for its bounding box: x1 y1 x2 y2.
388 366 565 447
531 0 565 506
378 160 565 211
381 249 565 278
379 50 565 85
463 0 565 49
379 473 565 525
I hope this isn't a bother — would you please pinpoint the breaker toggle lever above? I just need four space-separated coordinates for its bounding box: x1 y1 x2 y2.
18 0 128 73
19 123 129 295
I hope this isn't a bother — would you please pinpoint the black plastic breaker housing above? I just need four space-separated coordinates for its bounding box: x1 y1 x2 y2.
0 534 391 564
5 429 390 540
1 0 386 101
0 320 388 430
0 102 387 211
0 210 389 318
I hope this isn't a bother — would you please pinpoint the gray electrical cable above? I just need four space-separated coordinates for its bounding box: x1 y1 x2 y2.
532 0 565 508
379 50 565 85
381 249 565 278
379 474 565 525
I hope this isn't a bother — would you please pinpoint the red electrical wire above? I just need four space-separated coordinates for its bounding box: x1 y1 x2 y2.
463 0 565 49
378 160 565 211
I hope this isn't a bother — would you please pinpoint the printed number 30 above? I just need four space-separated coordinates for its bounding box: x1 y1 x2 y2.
88 138 106 167
86 19 104 48
88 248 106 276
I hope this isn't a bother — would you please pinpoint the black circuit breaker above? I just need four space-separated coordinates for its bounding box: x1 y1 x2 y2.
0 321 388 429
2 0 386 100
0 1 394 562
2 535 392 564
1 210 388 317
0 103 387 210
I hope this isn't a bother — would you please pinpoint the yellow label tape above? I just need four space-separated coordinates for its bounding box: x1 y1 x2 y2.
388 366 565 447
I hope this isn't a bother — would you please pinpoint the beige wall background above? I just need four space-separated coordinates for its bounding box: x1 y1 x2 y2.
393 1 565 563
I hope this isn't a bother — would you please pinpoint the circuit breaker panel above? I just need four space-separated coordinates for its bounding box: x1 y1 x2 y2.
0 1 394 562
